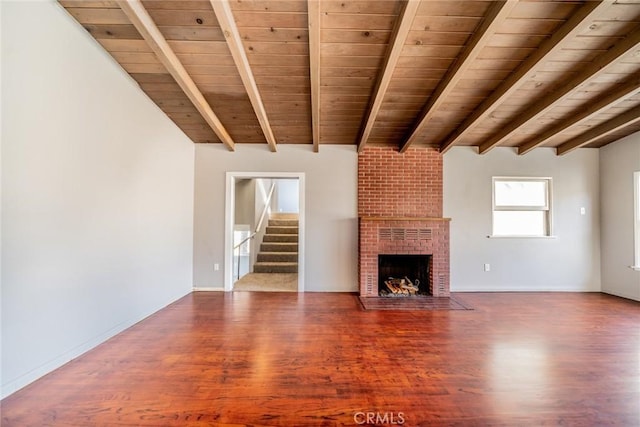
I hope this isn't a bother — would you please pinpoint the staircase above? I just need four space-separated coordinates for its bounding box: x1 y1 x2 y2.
254 213 298 273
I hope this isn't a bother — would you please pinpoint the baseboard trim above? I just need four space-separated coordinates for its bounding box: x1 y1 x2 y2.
1 290 191 399
2 323 130 399
602 290 640 302
452 288 601 293
193 287 225 292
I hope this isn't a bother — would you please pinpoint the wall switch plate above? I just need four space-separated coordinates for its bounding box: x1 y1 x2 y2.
214 263 220 271
580 207 586 215
484 263 490 272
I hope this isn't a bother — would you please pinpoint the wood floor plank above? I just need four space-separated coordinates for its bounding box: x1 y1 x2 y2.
2 292 639 426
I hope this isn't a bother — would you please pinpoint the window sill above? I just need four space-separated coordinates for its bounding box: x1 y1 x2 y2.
487 235 557 239
630 266 640 272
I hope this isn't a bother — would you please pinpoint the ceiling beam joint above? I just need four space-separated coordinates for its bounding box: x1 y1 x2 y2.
479 23 640 154
356 0 421 153
210 0 277 152
308 0 321 152
556 104 640 155
439 0 611 154
518 77 640 155
399 0 518 153
117 0 235 150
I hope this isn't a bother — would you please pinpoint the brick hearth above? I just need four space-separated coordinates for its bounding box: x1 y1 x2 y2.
358 147 450 297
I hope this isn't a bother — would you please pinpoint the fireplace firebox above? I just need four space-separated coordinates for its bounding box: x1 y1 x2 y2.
357 147 450 297
378 254 431 297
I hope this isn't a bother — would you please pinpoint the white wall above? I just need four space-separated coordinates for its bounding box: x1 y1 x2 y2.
444 147 600 292
194 144 358 291
0 0 4 393
600 132 640 301
234 179 256 225
275 179 300 213
1 1 194 397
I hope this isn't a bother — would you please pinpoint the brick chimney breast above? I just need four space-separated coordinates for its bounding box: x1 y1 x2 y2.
358 147 450 297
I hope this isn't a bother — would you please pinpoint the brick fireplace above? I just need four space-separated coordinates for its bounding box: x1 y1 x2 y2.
358 147 450 297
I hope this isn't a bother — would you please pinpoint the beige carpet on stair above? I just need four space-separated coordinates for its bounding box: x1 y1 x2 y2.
233 273 298 292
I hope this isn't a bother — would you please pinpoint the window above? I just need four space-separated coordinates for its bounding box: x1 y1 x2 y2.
634 172 640 269
492 177 552 237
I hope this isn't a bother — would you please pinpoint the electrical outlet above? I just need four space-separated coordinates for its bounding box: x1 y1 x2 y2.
580 207 586 215
214 263 220 271
484 263 491 272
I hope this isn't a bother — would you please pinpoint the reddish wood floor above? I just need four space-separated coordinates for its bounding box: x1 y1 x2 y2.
2 292 639 426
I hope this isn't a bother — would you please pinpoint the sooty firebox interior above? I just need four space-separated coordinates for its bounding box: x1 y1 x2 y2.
378 254 431 297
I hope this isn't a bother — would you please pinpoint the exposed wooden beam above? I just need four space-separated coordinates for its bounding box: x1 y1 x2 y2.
479 24 640 154
439 1 610 154
518 78 640 155
556 104 640 156
308 0 321 152
399 0 517 153
356 0 420 153
210 0 277 152
116 0 235 150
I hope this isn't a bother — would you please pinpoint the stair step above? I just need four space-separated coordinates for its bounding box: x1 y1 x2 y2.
269 219 299 227
270 213 299 220
255 213 300 274
263 234 298 243
258 252 298 262
266 226 298 235
261 242 298 252
254 262 298 273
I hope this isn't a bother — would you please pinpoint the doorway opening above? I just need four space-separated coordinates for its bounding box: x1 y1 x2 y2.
224 172 305 292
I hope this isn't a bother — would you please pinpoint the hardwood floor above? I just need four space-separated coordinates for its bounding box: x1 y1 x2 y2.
2 292 639 426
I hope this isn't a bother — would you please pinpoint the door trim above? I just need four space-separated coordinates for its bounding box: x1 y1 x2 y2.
224 172 305 292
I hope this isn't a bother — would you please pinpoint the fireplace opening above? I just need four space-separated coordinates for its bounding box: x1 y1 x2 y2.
378 254 431 297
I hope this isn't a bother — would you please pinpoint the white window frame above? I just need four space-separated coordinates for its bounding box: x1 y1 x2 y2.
634 171 640 270
491 177 553 238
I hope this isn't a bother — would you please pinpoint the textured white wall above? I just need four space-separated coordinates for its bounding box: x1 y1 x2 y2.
194 144 358 291
600 132 640 301
1 1 194 397
444 147 601 292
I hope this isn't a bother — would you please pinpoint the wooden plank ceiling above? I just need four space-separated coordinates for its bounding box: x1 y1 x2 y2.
60 0 640 155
